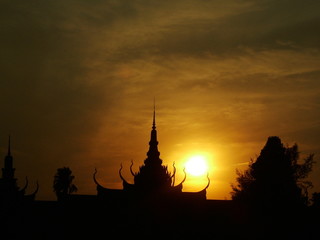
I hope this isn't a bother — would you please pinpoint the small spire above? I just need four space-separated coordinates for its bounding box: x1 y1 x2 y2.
8 135 11 156
145 98 161 164
152 98 156 130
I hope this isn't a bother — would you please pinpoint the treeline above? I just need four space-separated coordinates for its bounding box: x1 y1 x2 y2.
53 135 320 208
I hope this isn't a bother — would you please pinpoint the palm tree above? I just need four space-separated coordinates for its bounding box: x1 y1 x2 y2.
53 167 78 199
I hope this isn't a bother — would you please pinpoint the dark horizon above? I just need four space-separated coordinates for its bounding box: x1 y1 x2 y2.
1 134 320 240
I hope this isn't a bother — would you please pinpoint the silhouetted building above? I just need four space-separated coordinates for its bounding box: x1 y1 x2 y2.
93 107 210 205
0 136 38 205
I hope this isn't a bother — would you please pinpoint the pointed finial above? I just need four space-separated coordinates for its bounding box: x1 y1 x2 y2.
8 135 11 156
152 97 156 130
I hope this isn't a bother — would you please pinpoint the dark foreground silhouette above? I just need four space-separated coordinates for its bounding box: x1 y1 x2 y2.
1 197 320 240
1 112 320 239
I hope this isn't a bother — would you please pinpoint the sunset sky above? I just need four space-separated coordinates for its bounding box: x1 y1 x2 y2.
1 0 320 201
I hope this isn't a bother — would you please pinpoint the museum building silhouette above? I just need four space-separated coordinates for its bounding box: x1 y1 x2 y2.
0 136 38 205
92 107 210 204
65 107 210 205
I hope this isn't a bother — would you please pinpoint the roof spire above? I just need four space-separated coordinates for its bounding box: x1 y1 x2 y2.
152 97 156 130
3 135 15 179
145 98 161 165
8 135 11 156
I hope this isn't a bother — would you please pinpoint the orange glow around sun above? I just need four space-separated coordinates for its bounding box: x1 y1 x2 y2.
185 155 208 176
184 154 212 177
181 152 213 193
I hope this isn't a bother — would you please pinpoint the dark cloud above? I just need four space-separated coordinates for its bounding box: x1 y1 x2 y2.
95 0 320 58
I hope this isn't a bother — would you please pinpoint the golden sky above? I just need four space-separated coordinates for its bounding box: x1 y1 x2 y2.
1 0 320 200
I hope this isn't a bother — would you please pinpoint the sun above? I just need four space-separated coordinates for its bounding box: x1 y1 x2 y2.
185 155 208 177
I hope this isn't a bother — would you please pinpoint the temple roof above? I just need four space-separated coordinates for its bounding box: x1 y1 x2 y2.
93 107 210 202
0 136 38 202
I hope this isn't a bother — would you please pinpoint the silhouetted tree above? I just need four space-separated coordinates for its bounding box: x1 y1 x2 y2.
231 136 314 209
53 167 78 199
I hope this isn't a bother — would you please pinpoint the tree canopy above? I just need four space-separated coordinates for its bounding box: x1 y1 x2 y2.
230 136 314 209
53 167 78 199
